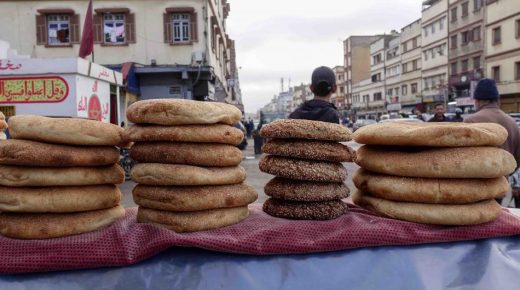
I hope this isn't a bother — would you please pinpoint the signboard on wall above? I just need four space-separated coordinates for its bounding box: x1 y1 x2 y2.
76 76 111 123
0 76 69 103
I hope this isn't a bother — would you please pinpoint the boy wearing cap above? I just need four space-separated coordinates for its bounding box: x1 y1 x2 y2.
465 78 520 207
289 66 341 124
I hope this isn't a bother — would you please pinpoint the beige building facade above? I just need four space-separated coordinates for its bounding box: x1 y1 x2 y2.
400 19 423 112
385 36 402 112
0 0 240 106
486 0 520 112
331 65 346 109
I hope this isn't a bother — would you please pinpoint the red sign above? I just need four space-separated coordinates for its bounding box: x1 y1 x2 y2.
0 76 69 104
88 95 102 121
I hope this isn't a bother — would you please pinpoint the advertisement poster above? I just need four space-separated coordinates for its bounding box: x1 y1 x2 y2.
76 76 111 123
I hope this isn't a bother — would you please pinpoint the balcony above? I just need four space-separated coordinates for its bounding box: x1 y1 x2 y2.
448 69 484 87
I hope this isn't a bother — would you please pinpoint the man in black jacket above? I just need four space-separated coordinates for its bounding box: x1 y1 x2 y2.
289 66 340 124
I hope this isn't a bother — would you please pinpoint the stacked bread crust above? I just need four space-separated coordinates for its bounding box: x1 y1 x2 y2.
259 119 354 220
126 99 257 232
352 122 515 225
0 116 126 239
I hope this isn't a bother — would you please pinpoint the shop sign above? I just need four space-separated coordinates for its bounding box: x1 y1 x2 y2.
0 76 68 103
387 103 402 111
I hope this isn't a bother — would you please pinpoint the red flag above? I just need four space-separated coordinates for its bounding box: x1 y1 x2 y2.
79 0 94 58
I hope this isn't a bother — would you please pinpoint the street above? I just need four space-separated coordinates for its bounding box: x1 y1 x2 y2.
119 139 362 208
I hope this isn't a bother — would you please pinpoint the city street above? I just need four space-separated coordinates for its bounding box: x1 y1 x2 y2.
119 138 362 208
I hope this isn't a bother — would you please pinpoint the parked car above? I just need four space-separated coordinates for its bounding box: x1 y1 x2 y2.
352 119 377 132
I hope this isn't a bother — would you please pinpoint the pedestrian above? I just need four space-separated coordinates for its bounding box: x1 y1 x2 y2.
289 66 340 123
451 108 464 122
428 103 448 122
246 119 254 139
253 119 265 155
464 78 520 207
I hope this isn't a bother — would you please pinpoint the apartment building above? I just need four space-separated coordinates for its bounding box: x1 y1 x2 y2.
421 0 449 113
448 0 485 110
400 19 423 113
331 65 346 109
486 0 520 112
291 83 312 112
343 35 382 111
0 0 241 108
385 36 402 112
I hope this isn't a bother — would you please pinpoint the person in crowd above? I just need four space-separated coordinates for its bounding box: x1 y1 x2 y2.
428 103 448 122
451 108 464 122
289 66 340 124
253 118 265 155
464 78 520 207
246 118 254 139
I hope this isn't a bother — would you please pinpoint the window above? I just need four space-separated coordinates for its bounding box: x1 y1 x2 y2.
164 8 198 44
516 62 520 80
371 73 381 82
461 59 469 72
424 28 428 37
402 42 408 53
340 86 344 93
413 59 419 70
473 26 481 41
395 87 400 96
373 54 382 65
473 56 481 69
451 7 457 23
431 23 435 34
388 88 393 96
516 19 520 38
431 48 436 59
492 27 501 45
402 63 408 73
411 83 418 94
172 14 191 42
492 66 500 82
439 18 444 31
103 14 125 44
424 51 429 61
461 2 469 17
461 31 469 46
451 35 458 49
374 92 382 101
402 85 408 95
47 14 70 45
474 0 482 11
451 62 458 75
412 37 418 48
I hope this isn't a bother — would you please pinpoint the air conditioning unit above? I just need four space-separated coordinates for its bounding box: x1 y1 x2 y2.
192 51 205 64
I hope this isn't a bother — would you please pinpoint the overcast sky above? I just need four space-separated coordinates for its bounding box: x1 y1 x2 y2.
226 0 423 114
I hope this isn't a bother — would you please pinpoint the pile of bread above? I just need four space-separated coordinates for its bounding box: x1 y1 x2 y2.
352 122 516 225
0 116 126 239
126 99 257 232
259 119 355 220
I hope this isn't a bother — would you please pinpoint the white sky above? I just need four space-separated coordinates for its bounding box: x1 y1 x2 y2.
226 0 424 114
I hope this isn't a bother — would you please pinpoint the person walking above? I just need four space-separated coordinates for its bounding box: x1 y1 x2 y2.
428 103 449 122
464 78 520 207
289 66 340 124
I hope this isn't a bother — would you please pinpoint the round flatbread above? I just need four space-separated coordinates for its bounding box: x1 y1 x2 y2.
262 139 356 162
131 163 246 186
356 145 516 178
353 168 508 204
0 205 125 239
263 198 347 220
352 190 501 225
8 115 125 146
0 185 122 213
260 119 351 141
124 124 244 145
133 183 258 212
264 177 349 201
0 164 125 187
353 122 508 147
0 139 119 167
137 206 249 233
126 99 242 126
130 142 243 167
259 155 347 182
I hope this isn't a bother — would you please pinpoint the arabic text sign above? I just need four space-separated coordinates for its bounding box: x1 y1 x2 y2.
0 76 69 103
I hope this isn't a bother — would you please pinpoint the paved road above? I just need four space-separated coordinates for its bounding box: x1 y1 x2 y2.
120 139 361 208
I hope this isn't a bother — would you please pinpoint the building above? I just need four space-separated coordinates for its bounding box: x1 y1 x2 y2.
331 66 346 110
343 35 382 113
421 0 449 113
291 83 312 112
448 0 485 111
384 35 402 112
400 19 423 113
0 0 242 114
485 0 520 112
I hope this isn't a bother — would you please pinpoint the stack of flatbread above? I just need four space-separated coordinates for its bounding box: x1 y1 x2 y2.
0 115 126 239
259 119 355 220
352 122 517 225
0 112 7 140
126 99 258 233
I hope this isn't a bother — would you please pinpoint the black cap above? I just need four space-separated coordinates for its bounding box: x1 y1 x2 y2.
311 66 336 97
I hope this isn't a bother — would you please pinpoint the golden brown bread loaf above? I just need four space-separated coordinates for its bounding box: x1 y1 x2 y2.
126 99 242 125
130 142 243 167
0 205 125 239
352 169 508 204
137 206 249 233
260 119 352 141
262 139 356 162
356 145 516 178
0 139 119 167
131 163 246 186
352 122 508 147
352 190 502 225
0 185 122 213
133 183 258 211
8 115 125 146
124 124 244 145
259 155 347 182
0 164 125 186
